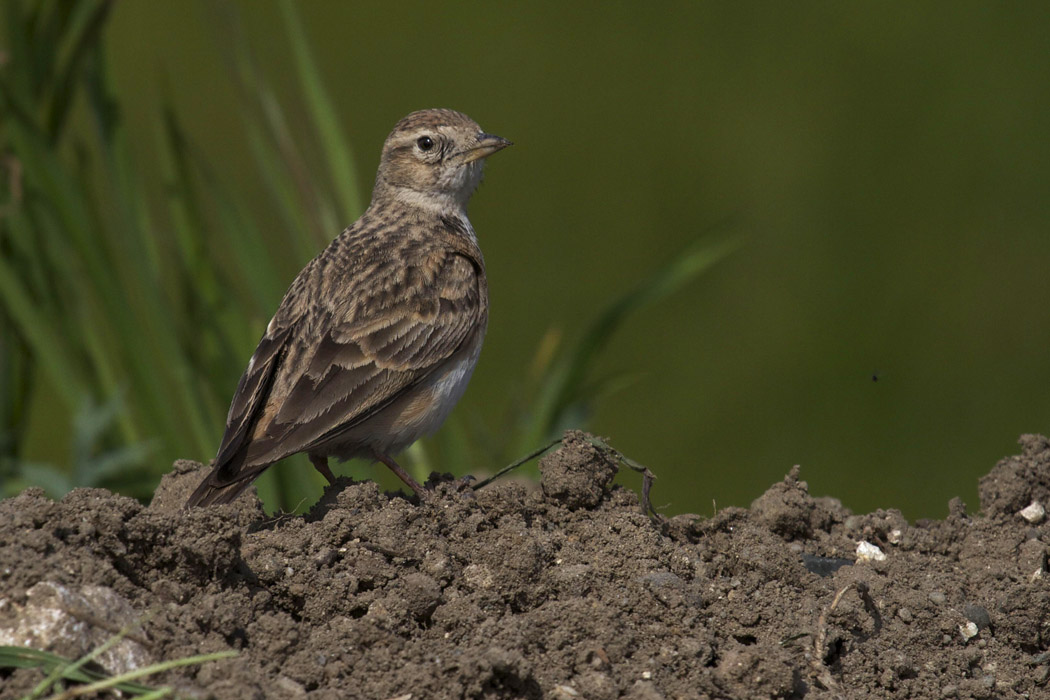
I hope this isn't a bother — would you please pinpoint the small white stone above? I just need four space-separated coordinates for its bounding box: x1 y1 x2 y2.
1019 502 1046 524
642 671 652 680
887 529 903 545
462 564 494 589
275 676 306 696
959 622 979 640
856 540 886 562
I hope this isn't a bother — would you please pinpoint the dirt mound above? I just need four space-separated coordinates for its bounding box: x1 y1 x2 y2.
2 431 1049 699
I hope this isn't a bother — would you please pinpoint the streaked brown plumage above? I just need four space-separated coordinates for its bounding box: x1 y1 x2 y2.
186 109 511 507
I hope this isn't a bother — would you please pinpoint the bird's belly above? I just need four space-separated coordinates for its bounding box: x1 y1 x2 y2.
402 353 479 439
328 341 483 459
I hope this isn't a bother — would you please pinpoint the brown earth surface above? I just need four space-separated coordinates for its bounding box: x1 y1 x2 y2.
2 430 1050 699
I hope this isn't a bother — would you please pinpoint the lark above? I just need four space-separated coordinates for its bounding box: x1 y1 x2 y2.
186 109 511 507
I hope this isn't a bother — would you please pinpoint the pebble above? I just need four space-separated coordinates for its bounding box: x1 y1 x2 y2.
275 676 306 696
856 540 886 562
963 604 991 631
1019 501 1046 524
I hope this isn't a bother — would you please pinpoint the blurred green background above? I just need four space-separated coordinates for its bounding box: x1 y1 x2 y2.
2 1 1049 519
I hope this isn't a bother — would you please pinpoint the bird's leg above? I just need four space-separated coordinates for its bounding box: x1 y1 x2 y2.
372 450 425 495
309 454 337 484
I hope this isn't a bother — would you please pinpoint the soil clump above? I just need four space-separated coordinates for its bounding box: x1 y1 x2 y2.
2 431 1050 699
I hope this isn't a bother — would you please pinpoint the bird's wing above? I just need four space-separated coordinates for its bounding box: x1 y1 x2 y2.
211 324 293 470
185 317 298 507
237 247 485 466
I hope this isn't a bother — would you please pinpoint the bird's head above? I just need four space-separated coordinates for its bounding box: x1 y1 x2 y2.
372 108 512 214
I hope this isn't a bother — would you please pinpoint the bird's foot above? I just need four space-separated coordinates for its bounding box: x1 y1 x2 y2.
373 450 426 498
308 454 338 484
453 474 477 494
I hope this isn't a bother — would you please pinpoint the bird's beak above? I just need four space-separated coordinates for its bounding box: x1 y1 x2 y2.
460 133 513 164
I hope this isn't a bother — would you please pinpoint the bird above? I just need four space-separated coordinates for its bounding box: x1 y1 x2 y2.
186 109 511 507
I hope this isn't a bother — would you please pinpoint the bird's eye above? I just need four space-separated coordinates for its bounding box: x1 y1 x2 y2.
416 136 435 151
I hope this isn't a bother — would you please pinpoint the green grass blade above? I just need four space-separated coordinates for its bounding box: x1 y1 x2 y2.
44 0 113 140
49 650 237 699
277 0 362 222
0 646 153 695
0 256 85 408
164 112 285 316
515 231 744 457
5 118 117 309
1 0 37 107
242 115 321 261
79 57 215 459
218 4 333 259
0 311 34 463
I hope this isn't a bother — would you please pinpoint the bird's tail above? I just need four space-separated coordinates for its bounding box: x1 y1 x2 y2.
184 462 265 508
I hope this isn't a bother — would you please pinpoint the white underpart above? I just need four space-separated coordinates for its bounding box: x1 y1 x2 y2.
405 343 482 443
439 156 486 207
325 338 484 460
